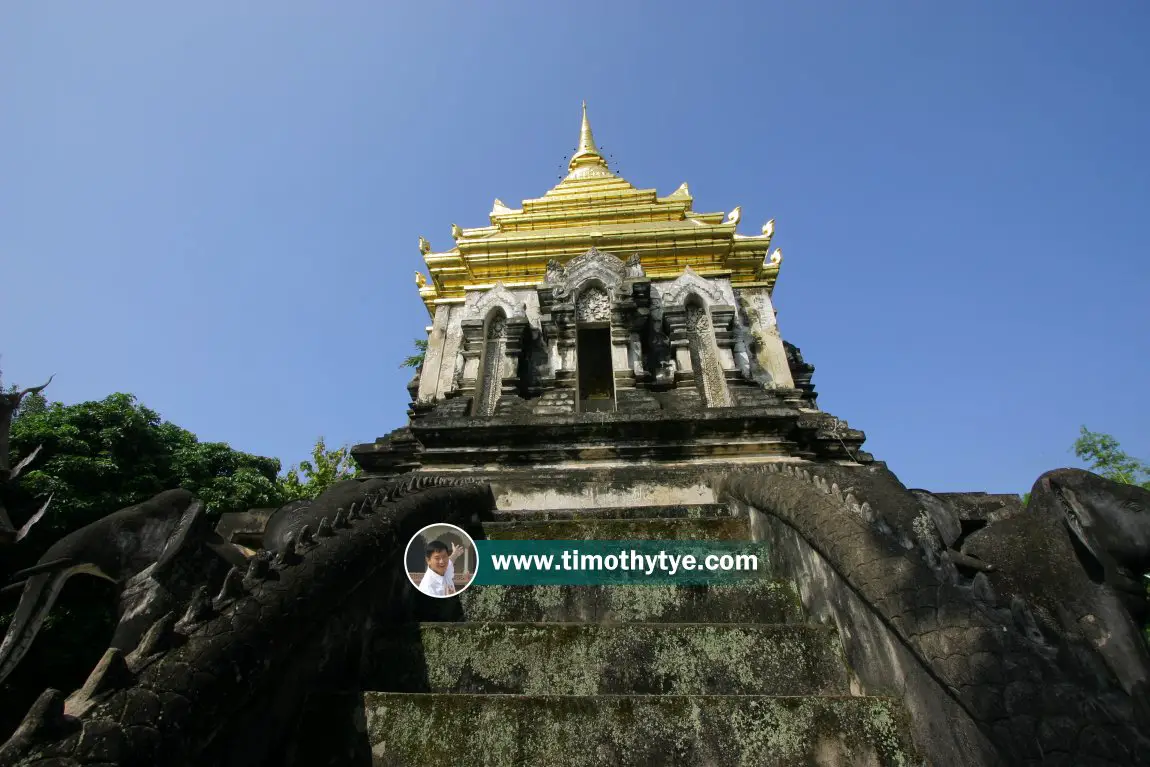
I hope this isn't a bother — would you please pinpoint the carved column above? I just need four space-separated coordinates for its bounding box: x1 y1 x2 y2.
552 303 577 390
709 306 738 375
417 304 451 402
628 282 652 383
663 307 694 386
501 315 529 395
606 289 637 392
474 315 508 417
685 305 732 407
457 319 486 400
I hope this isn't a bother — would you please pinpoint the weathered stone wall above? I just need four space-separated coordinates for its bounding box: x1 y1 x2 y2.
733 498 1001 766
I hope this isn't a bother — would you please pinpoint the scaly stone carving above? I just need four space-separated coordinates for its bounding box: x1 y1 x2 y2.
714 464 1150 765
0 490 250 690
0 476 493 766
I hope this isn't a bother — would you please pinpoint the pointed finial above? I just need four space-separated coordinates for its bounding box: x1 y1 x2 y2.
568 101 608 174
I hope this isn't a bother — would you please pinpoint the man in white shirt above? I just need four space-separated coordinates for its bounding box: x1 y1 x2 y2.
417 539 466 597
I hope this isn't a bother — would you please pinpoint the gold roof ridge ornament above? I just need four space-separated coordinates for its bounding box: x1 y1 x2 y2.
415 102 784 315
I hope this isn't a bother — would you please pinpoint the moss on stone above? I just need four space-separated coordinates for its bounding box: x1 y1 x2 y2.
460 581 804 623
374 623 848 696
363 693 920 766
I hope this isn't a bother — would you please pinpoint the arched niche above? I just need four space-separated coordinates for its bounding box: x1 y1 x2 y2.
474 307 508 417
573 282 616 412
462 281 525 323
656 266 729 311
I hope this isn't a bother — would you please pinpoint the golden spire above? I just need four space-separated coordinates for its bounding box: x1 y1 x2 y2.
566 101 612 178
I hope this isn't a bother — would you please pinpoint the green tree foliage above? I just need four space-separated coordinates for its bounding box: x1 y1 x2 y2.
1073 426 1150 489
4 393 284 542
1069 427 1150 644
400 338 428 369
279 436 360 501
0 391 288 736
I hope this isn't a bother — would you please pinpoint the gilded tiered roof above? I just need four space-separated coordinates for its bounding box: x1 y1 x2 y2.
416 103 780 315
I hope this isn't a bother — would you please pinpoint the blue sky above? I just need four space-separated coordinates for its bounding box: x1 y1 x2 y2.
2 2 1147 493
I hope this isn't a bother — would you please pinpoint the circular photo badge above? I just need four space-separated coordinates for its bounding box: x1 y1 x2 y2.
405 523 479 598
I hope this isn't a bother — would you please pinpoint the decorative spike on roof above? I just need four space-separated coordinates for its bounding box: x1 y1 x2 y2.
416 103 782 315
565 101 614 180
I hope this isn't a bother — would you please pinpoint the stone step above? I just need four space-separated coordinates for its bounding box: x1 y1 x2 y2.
373 622 849 696
460 581 803 624
363 693 920 766
483 516 750 541
494 502 735 522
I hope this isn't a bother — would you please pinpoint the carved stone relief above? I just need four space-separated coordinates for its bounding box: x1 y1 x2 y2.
576 286 611 324
475 315 508 417
686 305 731 407
624 253 645 279
463 282 527 323
656 266 730 309
543 247 627 301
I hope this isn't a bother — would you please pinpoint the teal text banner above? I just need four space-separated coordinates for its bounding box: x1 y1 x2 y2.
470 540 769 586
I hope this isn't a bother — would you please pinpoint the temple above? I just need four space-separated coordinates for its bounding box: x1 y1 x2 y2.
4 105 1146 767
357 102 864 473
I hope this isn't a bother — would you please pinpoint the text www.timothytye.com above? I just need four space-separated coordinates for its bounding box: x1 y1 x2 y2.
489 549 758 576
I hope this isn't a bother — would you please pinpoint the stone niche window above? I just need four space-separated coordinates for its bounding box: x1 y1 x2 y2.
575 285 615 413
475 309 507 417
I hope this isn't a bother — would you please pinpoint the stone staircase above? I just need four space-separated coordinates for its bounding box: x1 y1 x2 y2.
362 496 920 765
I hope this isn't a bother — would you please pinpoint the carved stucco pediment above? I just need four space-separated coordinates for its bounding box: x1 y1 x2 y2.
462 282 527 322
654 266 730 309
575 285 612 324
543 247 629 301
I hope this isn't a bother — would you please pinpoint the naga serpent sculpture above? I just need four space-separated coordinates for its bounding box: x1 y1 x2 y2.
715 463 1150 766
0 473 490 766
0 463 1146 765
0 489 250 691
